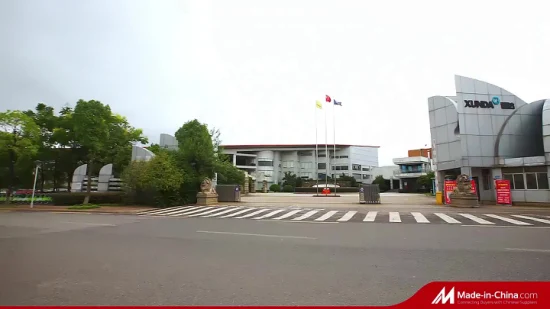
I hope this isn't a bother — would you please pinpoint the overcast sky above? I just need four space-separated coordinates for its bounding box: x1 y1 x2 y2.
1 0 549 165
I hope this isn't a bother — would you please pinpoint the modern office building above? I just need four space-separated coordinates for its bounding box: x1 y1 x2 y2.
221 144 379 189
428 75 550 203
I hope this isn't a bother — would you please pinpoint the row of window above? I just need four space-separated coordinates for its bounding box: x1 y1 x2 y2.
502 167 549 190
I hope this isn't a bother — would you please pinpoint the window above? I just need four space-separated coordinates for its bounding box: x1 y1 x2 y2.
300 162 312 169
318 163 326 169
300 172 312 178
298 151 312 156
331 165 349 171
258 161 273 167
352 164 361 171
282 161 294 168
503 167 549 190
362 167 371 171
362 174 371 179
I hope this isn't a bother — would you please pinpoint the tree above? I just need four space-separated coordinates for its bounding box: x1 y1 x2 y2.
175 119 216 184
0 110 40 202
282 172 302 188
72 100 113 204
372 175 388 192
215 159 245 185
103 113 148 173
417 171 435 191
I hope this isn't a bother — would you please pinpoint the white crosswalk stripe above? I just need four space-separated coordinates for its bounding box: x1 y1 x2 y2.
273 209 303 220
253 209 287 220
511 215 550 224
411 212 430 223
389 212 401 223
459 213 494 225
203 207 244 218
363 211 378 222
434 213 461 224
337 211 357 222
162 206 202 216
484 214 532 226
172 207 215 217
219 208 257 218
292 210 319 221
235 209 271 219
315 210 338 221
187 207 238 217
139 206 191 215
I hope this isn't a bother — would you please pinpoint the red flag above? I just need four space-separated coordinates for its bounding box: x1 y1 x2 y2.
325 95 331 102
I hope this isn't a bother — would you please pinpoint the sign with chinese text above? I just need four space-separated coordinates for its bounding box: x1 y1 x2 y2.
444 180 456 204
495 179 512 205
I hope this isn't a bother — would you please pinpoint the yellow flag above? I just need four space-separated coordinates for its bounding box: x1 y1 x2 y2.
315 100 322 109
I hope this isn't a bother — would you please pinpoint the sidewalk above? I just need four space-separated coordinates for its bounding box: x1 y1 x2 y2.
0 204 154 214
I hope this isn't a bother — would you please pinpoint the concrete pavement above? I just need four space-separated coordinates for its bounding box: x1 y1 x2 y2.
1 212 549 306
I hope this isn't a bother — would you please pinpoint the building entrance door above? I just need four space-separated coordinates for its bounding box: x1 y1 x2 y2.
472 176 481 201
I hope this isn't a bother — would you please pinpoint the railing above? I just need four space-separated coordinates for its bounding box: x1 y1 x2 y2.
393 168 432 176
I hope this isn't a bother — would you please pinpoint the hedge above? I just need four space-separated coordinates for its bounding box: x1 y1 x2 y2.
282 184 294 192
269 184 281 192
50 192 124 206
294 187 360 193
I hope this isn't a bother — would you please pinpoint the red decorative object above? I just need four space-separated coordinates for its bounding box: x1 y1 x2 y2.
495 179 512 205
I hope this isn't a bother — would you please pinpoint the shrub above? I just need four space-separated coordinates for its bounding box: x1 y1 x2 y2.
51 192 124 206
283 184 294 192
269 184 281 192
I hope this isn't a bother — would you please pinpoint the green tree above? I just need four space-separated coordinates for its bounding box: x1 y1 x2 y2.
0 110 40 202
417 171 435 191
175 119 216 184
282 172 299 187
372 175 388 192
215 159 245 185
103 113 148 173
72 100 113 204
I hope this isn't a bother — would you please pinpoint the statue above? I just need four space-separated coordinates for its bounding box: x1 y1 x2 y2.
200 178 217 194
196 177 218 206
449 174 479 207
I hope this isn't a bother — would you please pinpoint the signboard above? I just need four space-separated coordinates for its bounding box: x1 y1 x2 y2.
495 179 512 205
470 179 477 195
463 96 515 110
444 180 457 204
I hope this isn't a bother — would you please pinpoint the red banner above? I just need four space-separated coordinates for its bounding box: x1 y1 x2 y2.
444 180 457 204
495 179 512 205
470 179 477 195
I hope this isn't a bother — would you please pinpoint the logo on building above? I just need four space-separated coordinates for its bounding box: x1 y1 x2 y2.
463 99 515 110
432 287 455 305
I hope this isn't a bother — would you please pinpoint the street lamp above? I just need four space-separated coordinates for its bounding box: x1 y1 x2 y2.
30 160 41 209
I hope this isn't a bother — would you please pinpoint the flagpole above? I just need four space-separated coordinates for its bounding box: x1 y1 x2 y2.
315 103 319 196
324 101 328 189
333 102 337 196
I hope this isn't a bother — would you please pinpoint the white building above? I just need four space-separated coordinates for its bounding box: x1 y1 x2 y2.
392 156 432 192
221 144 379 189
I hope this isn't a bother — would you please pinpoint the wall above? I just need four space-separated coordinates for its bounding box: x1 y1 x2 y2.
408 148 432 158
428 96 461 171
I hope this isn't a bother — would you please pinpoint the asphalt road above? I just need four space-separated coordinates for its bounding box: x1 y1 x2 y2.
1 212 549 306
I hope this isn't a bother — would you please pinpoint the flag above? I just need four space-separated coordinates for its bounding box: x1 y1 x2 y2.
334 100 342 106
325 95 331 102
315 100 322 109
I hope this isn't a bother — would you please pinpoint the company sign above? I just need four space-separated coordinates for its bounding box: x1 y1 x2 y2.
464 96 515 110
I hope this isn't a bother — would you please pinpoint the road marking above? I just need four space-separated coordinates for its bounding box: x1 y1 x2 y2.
252 209 286 220
505 248 550 253
219 208 257 218
315 210 338 221
258 220 338 224
459 213 494 225
337 211 357 222
511 215 550 224
162 206 201 216
411 212 430 223
460 225 550 229
196 230 316 239
60 221 116 226
235 209 271 219
171 207 214 217
187 207 237 217
434 213 461 224
292 210 319 221
203 207 243 218
273 209 302 220
389 212 401 223
484 214 532 226
139 206 191 215
363 211 378 222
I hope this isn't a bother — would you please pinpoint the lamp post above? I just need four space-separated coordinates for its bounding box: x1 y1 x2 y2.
30 160 41 209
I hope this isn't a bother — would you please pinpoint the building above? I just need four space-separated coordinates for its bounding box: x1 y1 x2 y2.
221 144 379 189
428 75 550 203
392 148 433 193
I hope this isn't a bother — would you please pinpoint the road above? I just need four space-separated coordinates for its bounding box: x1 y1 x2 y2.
1 212 549 306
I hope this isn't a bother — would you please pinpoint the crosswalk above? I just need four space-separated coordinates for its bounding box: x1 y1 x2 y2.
137 206 550 227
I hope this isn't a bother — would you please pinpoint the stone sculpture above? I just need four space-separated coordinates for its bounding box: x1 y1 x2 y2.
200 177 217 194
196 177 219 206
449 174 479 208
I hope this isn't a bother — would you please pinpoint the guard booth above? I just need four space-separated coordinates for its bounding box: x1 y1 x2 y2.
216 184 241 202
359 184 381 204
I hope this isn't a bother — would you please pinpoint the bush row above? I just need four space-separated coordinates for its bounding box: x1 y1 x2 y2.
0 194 53 204
49 192 124 206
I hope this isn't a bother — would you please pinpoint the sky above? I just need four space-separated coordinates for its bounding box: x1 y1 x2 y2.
1 0 549 166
